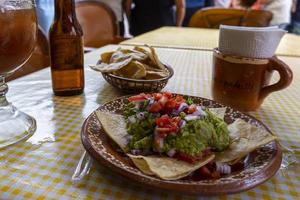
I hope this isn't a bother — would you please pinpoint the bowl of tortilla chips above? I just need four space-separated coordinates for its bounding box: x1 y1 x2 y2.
90 46 174 93
81 92 282 196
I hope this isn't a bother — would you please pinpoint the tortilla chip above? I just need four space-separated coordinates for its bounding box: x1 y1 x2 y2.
100 52 114 63
128 154 215 180
215 119 277 163
95 111 129 151
90 57 132 73
111 48 147 63
113 60 147 79
144 70 169 80
91 46 170 80
146 45 165 70
208 107 227 119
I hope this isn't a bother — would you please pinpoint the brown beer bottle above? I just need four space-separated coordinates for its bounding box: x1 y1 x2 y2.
49 0 84 96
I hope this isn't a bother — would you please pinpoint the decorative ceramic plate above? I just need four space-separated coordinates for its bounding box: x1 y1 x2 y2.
81 94 282 196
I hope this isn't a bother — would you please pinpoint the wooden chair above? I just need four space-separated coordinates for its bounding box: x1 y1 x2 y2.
7 27 50 81
75 0 124 48
189 8 273 29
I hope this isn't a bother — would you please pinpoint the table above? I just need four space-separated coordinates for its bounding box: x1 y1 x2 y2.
1 45 300 199
121 27 300 57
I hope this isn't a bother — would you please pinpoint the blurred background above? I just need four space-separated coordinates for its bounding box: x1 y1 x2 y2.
36 0 300 39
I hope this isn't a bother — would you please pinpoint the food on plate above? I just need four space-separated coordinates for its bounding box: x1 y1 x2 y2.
96 92 277 180
90 46 170 80
215 119 277 163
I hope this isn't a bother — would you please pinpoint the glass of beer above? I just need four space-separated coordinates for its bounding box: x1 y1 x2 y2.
0 0 37 148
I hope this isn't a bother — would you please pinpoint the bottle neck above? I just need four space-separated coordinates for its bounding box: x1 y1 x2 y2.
54 0 76 22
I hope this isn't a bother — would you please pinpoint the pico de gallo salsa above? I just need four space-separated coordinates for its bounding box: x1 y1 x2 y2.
124 92 230 164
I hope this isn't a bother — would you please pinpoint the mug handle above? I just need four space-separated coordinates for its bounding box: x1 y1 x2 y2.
259 57 293 100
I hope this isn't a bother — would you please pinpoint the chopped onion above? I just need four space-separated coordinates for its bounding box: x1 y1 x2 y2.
128 116 136 123
173 103 188 115
216 162 231 175
185 115 200 121
179 120 186 128
125 134 133 142
133 101 143 109
146 99 155 110
158 138 164 150
136 112 145 120
130 149 142 155
191 106 207 117
178 103 188 112
167 149 176 157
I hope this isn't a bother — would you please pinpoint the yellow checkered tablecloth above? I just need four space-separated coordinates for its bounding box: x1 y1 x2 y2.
121 27 300 57
1 45 300 199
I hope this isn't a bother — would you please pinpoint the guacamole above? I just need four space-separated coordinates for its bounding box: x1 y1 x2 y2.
123 92 230 162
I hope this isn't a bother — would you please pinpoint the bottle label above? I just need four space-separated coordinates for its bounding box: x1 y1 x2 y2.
50 35 83 70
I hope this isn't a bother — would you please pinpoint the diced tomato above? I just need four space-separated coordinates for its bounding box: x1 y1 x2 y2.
155 115 170 127
198 166 212 178
171 95 186 109
174 95 185 104
171 117 181 126
155 115 179 134
196 165 221 179
164 124 178 131
149 102 163 113
187 104 197 114
163 91 173 99
165 99 177 111
176 152 199 164
153 93 163 101
211 171 221 179
158 95 168 106
128 93 148 102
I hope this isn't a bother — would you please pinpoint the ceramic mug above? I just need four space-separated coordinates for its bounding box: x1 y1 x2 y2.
212 48 293 111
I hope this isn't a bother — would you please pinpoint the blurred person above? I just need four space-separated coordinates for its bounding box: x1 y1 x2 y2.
291 0 300 34
125 0 185 36
230 0 259 9
239 0 259 8
96 0 125 36
183 0 206 26
260 0 293 28
214 0 231 7
35 0 54 35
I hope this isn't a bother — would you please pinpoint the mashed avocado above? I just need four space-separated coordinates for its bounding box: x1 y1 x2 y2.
124 102 230 156
163 120 215 156
126 112 155 150
204 110 230 151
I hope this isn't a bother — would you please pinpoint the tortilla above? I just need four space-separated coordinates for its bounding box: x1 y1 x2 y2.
215 119 277 163
95 110 218 180
95 107 276 180
95 111 129 151
128 154 215 180
208 107 227 119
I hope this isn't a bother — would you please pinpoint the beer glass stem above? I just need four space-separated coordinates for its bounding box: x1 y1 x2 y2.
0 76 9 107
